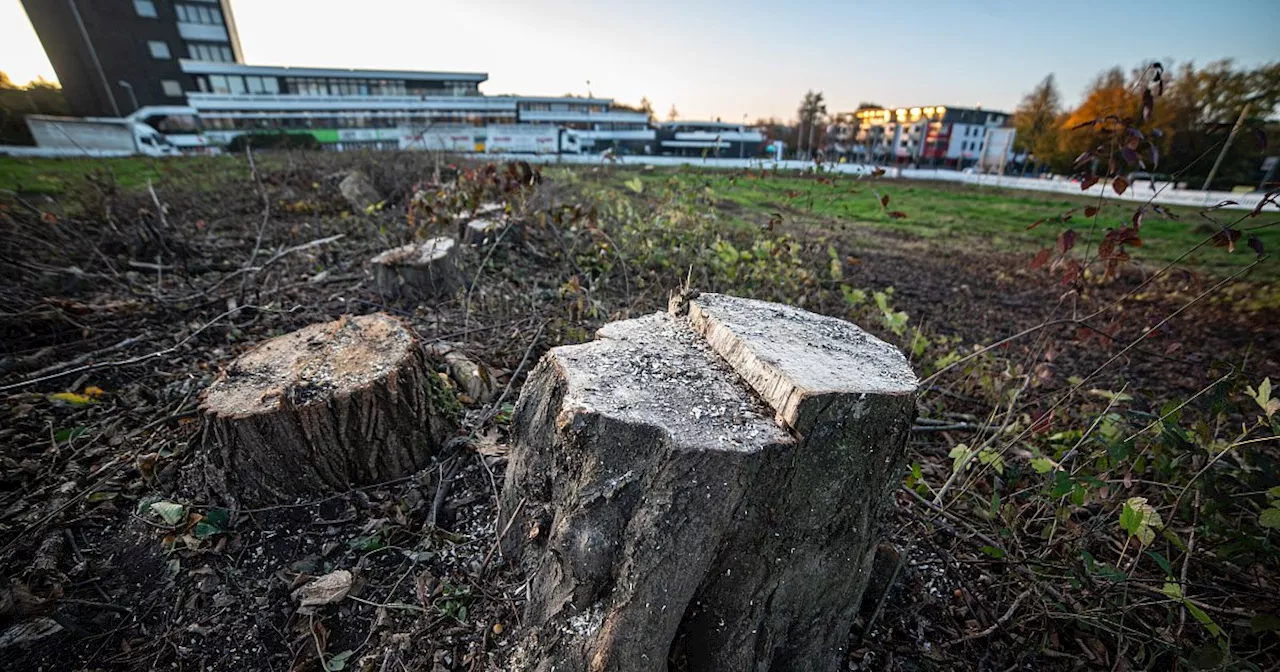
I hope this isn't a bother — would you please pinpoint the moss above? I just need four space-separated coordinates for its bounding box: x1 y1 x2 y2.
425 369 465 423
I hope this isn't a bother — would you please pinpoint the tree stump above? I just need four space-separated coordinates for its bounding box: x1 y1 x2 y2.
197 313 459 505
371 237 462 302
462 218 503 245
499 294 917 672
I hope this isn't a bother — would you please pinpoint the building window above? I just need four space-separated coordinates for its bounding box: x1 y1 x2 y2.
209 74 229 94
148 41 171 59
134 0 157 18
161 80 183 97
176 3 224 25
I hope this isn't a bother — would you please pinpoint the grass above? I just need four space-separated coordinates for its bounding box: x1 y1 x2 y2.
5 155 1277 281
0 155 253 195
605 166 1280 282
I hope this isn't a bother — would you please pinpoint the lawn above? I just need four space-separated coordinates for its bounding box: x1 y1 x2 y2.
0 154 253 195
607 166 1280 281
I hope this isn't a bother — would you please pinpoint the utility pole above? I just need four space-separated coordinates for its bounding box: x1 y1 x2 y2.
1202 101 1250 191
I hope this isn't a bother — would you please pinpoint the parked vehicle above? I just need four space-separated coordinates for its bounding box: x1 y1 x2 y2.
0 114 182 157
483 125 580 155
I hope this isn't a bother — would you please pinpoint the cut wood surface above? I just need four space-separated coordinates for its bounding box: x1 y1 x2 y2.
197 313 457 505
463 218 502 245
371 236 462 301
500 294 917 672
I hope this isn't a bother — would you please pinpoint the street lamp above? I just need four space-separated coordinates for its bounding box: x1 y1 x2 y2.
118 80 139 113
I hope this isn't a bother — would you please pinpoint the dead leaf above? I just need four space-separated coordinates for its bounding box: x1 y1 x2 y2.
293 570 353 611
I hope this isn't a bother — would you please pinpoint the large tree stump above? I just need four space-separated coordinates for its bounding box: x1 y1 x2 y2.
371 237 462 302
499 294 917 672
198 313 458 505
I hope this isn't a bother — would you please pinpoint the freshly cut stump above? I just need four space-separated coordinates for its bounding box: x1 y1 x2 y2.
371 236 462 302
462 218 503 245
198 313 457 505
499 294 917 672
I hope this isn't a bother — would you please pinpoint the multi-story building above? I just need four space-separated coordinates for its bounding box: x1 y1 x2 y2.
22 0 242 117
832 106 1014 168
656 121 764 158
21 1 653 154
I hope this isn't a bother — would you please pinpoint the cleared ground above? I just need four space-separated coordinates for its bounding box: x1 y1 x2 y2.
2 153 1277 671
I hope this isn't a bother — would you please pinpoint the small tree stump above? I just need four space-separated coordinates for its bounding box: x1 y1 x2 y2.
198 313 458 505
499 294 917 672
371 237 462 302
462 218 503 245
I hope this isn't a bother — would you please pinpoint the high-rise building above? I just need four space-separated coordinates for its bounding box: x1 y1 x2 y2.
21 0 243 117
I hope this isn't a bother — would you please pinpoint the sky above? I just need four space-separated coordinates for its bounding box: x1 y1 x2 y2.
2 0 1278 120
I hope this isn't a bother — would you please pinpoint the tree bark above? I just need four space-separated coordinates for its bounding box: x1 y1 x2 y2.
499 294 917 672
371 236 462 302
197 313 459 506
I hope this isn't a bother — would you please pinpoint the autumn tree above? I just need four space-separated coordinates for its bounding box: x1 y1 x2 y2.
1012 74 1062 175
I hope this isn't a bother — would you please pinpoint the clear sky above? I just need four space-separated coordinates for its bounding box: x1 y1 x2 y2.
2 0 1277 120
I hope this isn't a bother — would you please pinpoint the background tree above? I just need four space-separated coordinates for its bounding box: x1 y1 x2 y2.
639 96 656 124
1012 74 1062 175
667 105 679 122
0 71 70 145
796 90 827 159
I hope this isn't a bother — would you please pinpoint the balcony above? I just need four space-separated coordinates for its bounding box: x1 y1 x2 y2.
518 110 651 124
187 93 519 113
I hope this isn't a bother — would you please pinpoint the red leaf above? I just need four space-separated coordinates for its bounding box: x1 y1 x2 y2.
1030 410 1054 434
887 210 908 219
1058 229 1077 254
1131 208 1144 229
1099 238 1115 259
1248 235 1265 257
41 211 58 225
1027 218 1046 230
1212 228 1242 252
1030 248 1051 269
1113 176 1129 196
1084 206 1099 217
1081 174 1100 191
880 193 890 208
